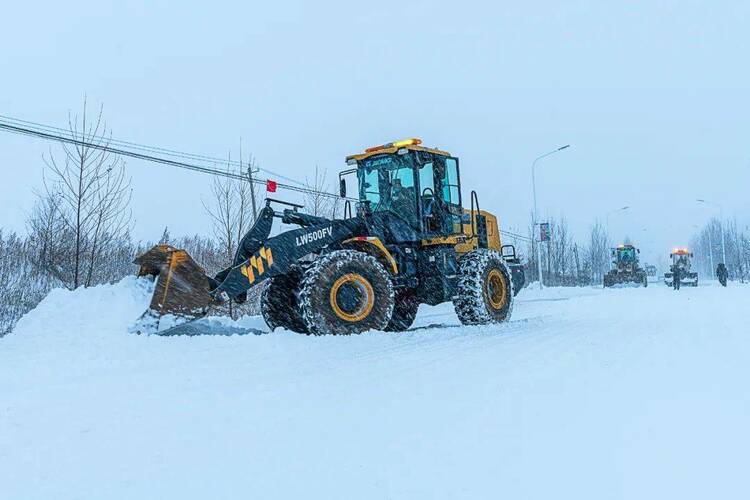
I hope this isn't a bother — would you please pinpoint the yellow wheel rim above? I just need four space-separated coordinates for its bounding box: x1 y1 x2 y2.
329 273 375 322
486 269 507 310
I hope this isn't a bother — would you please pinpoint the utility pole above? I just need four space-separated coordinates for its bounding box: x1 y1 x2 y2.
239 138 259 222
531 144 570 289
247 160 258 221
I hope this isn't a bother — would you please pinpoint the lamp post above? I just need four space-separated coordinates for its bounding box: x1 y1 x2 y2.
531 144 570 289
697 199 726 268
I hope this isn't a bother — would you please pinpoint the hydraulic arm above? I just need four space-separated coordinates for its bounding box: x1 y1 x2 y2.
134 199 365 327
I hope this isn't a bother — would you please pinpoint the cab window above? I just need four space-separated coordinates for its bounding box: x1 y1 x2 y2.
442 158 460 205
440 157 462 233
419 162 440 232
418 162 434 194
358 154 418 229
362 167 381 206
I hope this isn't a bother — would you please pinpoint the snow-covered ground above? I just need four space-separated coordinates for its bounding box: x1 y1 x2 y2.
2 277 749 499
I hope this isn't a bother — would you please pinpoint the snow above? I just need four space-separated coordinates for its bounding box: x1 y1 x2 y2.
2 278 750 499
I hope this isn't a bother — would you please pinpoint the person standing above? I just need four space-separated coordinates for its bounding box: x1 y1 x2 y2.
716 263 728 287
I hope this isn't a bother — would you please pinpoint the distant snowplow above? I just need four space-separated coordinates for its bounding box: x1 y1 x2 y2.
603 244 648 288
133 139 525 335
664 248 698 288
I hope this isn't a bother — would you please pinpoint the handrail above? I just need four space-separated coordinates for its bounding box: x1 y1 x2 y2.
470 190 481 238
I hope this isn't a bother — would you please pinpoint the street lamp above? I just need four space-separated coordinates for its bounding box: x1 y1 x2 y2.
697 199 726 267
531 144 570 289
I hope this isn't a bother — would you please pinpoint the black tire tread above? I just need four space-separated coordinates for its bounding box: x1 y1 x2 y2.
299 250 394 335
261 266 308 333
454 249 514 325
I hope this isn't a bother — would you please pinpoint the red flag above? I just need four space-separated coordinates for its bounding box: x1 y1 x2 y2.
266 179 277 193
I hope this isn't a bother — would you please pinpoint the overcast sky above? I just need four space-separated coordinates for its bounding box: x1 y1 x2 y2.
2 0 749 265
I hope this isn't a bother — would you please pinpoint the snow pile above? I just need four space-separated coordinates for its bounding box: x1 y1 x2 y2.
9 276 154 344
9 276 268 343
3 279 750 499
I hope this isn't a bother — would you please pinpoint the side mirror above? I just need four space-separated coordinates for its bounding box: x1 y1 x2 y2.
339 178 347 198
501 244 517 260
637 249 640 253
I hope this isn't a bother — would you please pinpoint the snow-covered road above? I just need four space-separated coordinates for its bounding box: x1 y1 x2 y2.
2 278 749 499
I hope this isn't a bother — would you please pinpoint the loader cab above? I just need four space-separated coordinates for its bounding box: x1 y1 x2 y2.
670 248 693 267
613 245 638 264
344 139 463 239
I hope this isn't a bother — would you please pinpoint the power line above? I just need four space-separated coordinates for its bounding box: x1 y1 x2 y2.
0 120 354 201
1 114 532 236
0 114 308 187
500 230 532 242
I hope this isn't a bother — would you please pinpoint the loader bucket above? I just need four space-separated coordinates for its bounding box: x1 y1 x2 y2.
133 245 213 325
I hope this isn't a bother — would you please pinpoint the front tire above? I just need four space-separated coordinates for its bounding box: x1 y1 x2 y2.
299 250 394 335
261 266 308 333
454 250 514 325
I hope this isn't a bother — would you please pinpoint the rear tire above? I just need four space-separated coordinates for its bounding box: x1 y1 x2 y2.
385 290 419 331
299 250 394 335
454 250 514 325
261 266 308 333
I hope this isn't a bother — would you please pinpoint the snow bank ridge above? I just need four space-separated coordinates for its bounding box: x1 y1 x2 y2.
11 276 154 341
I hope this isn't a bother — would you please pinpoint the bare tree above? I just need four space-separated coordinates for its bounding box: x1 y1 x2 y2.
234 155 260 253
26 192 68 280
202 150 262 318
573 243 582 284
0 231 56 335
204 159 238 265
158 227 171 244
203 154 260 260
587 220 609 285
304 165 338 218
692 218 749 281
33 98 131 289
550 217 571 281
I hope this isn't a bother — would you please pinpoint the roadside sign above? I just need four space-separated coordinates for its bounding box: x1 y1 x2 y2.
539 222 550 242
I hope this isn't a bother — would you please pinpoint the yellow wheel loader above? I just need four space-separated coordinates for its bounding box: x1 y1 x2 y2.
135 138 525 334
